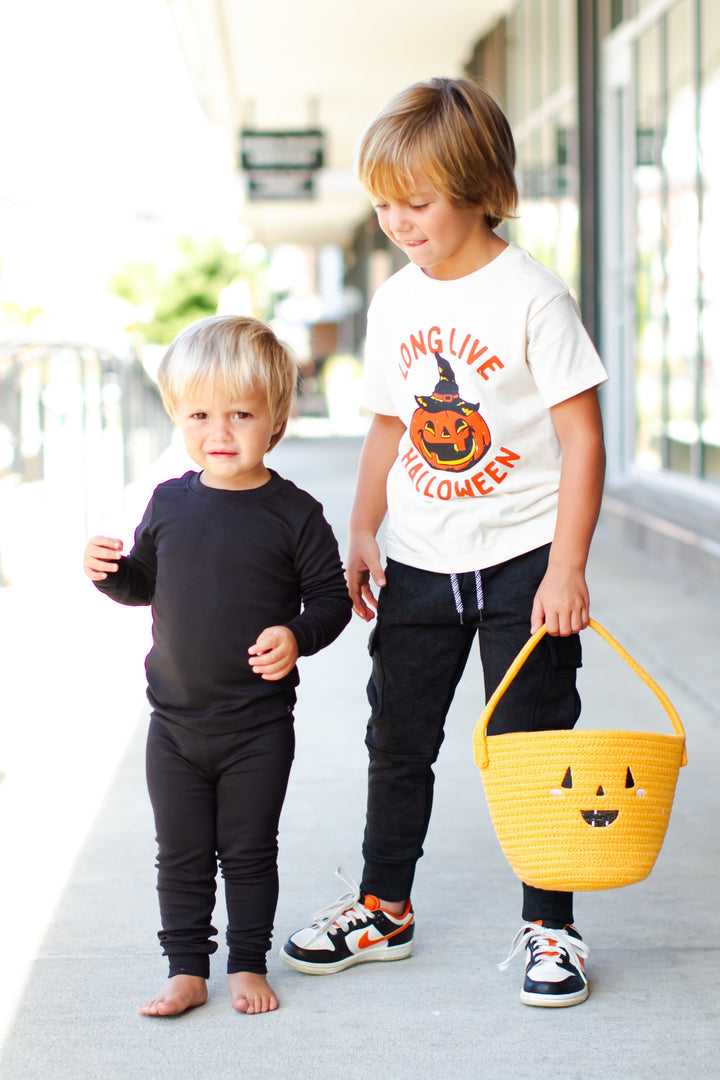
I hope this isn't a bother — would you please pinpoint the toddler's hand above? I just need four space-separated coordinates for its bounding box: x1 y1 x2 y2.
248 626 298 681
84 536 123 581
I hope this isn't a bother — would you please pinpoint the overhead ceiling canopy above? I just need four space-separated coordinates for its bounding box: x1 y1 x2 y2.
167 0 511 247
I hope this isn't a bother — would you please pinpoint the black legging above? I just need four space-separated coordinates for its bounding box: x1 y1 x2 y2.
361 546 581 928
146 711 295 978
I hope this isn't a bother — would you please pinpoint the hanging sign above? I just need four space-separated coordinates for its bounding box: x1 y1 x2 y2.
239 129 325 201
240 130 324 171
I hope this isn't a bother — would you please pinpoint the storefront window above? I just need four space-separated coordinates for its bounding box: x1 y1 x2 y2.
626 0 720 483
700 0 720 480
507 0 580 297
634 22 664 471
664 0 698 474
664 0 699 473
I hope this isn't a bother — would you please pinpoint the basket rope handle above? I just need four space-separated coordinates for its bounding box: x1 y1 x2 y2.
473 618 687 769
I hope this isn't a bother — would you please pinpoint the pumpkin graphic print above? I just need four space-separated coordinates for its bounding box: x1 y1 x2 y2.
409 353 491 472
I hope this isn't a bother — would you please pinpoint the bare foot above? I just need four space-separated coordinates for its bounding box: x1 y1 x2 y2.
138 974 208 1017
228 971 278 1014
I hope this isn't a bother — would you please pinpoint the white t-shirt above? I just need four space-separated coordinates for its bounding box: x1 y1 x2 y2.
362 242 609 573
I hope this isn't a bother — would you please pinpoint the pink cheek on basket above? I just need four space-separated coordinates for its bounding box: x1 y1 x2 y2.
550 789 565 797
636 789 646 797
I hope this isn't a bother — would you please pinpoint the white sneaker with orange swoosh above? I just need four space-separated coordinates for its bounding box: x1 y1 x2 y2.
280 868 414 975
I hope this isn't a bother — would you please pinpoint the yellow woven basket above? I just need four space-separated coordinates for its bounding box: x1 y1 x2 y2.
472 619 687 892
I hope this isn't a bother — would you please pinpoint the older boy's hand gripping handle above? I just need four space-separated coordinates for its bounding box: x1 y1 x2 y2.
346 413 406 621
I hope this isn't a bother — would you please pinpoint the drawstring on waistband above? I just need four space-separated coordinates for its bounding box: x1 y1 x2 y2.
474 569 485 613
450 570 484 624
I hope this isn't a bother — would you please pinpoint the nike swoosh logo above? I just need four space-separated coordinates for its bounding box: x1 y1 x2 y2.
357 920 412 950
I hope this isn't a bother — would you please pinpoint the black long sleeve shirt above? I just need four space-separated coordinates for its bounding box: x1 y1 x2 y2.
95 470 352 732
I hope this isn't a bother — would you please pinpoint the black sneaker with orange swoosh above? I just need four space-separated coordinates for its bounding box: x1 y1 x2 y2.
499 922 589 1007
280 867 414 975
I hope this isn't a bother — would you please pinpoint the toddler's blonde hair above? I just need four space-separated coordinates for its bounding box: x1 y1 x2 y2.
158 315 297 451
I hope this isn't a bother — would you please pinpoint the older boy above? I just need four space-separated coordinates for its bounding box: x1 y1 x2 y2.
281 78 607 1007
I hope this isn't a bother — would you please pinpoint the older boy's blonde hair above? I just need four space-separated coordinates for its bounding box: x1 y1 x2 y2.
158 315 297 451
358 77 517 229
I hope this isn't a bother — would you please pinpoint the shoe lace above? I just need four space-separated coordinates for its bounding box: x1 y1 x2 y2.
498 923 589 973
307 867 371 940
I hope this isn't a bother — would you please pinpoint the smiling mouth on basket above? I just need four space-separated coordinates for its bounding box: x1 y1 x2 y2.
581 809 619 827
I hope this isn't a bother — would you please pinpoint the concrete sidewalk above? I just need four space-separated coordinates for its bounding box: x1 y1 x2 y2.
1 435 719 1079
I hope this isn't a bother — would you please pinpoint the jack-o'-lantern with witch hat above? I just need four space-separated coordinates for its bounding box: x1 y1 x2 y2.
409 353 491 473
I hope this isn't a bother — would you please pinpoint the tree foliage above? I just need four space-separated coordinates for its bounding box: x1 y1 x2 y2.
109 236 268 345
0 260 44 326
